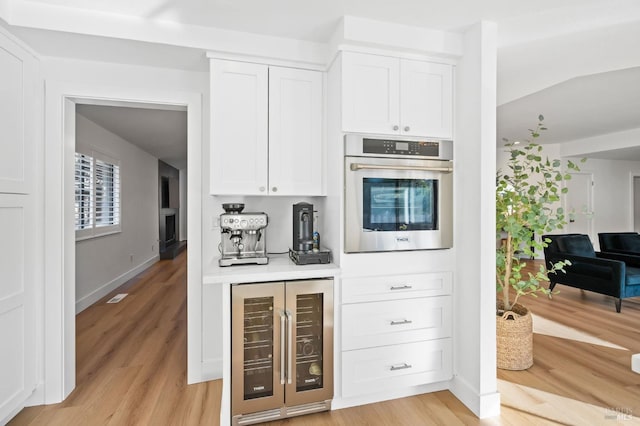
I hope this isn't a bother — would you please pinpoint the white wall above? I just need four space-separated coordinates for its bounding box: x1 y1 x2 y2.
451 21 500 419
75 114 159 312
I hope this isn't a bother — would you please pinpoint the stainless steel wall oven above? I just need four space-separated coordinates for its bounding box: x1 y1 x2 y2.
344 134 453 253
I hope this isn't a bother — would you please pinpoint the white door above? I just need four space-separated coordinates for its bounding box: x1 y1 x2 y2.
268 67 323 196
210 59 268 195
564 172 594 238
341 52 400 135
0 29 38 422
400 59 453 139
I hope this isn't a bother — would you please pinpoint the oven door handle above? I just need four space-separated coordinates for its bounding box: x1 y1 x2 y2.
349 163 453 173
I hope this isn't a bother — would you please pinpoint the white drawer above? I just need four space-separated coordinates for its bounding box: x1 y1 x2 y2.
342 272 452 304
342 296 451 351
341 339 452 398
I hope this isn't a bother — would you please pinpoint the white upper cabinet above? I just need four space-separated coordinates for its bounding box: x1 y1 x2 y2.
342 52 453 139
268 67 323 196
210 59 323 195
210 60 269 195
400 59 453 139
342 53 400 135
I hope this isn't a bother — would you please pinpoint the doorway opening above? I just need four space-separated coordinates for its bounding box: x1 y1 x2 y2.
71 101 189 402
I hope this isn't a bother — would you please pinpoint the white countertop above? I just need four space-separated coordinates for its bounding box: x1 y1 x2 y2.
203 253 340 284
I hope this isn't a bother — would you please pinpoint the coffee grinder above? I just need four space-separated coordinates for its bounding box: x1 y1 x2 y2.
289 202 331 265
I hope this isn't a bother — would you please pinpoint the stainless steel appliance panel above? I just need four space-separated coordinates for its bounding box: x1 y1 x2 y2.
231 279 333 424
345 154 453 253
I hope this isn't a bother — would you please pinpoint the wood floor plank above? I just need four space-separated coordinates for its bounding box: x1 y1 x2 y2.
10 254 640 425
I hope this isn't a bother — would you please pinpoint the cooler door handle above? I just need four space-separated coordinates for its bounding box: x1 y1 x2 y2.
285 310 293 385
280 311 286 385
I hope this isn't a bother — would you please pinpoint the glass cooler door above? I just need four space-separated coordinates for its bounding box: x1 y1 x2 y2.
285 279 333 406
231 282 285 416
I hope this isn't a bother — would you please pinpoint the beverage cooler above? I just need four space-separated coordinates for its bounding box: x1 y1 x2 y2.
231 279 333 425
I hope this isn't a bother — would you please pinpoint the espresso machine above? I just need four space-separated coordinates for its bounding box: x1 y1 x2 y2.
219 203 269 266
289 202 331 265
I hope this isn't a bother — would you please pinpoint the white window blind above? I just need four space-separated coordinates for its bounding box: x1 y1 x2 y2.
75 150 121 239
75 153 93 231
95 158 120 228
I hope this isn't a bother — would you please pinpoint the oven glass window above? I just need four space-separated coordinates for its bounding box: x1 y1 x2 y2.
363 178 438 231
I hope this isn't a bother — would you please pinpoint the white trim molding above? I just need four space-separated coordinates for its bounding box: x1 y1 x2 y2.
44 80 203 403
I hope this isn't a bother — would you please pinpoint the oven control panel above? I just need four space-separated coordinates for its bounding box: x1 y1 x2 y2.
362 138 439 157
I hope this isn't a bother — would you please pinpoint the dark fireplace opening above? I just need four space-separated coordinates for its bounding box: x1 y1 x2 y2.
165 214 176 246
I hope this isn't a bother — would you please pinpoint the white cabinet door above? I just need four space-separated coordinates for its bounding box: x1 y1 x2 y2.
0 30 38 423
342 52 400 135
268 67 323 196
400 59 453 138
210 60 268 195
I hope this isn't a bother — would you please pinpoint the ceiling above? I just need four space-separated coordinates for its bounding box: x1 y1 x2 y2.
497 66 640 145
13 0 640 46
5 0 640 163
76 104 187 170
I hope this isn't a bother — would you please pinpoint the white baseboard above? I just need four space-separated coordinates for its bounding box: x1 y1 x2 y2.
201 358 223 382
24 382 45 407
331 381 449 410
450 375 501 419
75 255 160 314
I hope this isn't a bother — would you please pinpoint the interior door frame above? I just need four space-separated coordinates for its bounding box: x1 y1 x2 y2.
44 81 202 402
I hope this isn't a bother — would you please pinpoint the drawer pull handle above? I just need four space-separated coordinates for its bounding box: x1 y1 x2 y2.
390 285 412 291
390 363 412 371
390 319 412 326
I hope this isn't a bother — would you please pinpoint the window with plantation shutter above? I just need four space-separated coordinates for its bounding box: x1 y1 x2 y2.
75 150 121 240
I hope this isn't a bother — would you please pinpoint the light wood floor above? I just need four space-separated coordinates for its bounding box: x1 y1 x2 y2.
10 254 640 425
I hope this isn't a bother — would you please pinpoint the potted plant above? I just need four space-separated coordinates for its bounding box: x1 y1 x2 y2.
495 115 582 370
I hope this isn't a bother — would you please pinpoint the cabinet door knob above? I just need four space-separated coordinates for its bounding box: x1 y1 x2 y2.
272 187 278 193
404 126 410 132
259 186 266 192
392 125 399 131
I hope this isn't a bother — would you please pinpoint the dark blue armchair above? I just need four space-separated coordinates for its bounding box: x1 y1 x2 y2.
599 232 640 257
543 234 640 312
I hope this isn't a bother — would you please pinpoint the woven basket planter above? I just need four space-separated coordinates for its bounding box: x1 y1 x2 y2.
496 300 533 370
